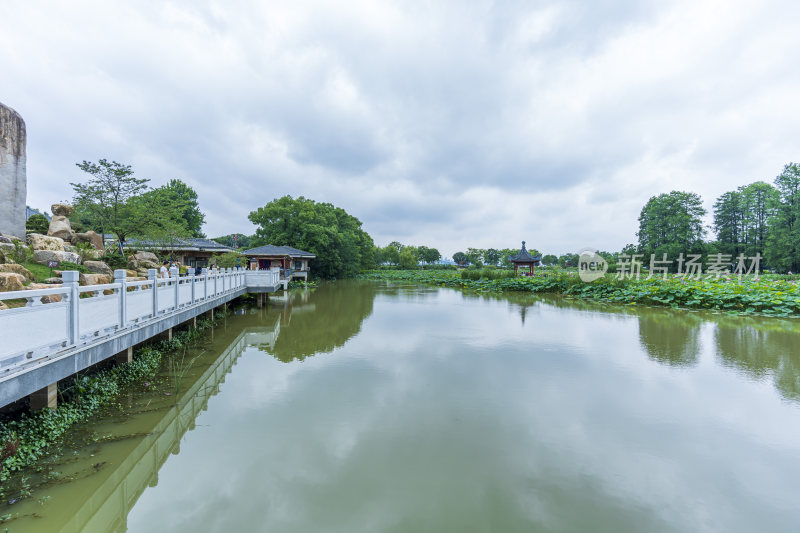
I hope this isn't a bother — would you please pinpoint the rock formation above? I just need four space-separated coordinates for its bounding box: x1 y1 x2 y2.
0 103 27 239
83 260 113 276
33 249 80 265
0 263 34 282
28 233 65 251
73 230 104 250
47 203 76 242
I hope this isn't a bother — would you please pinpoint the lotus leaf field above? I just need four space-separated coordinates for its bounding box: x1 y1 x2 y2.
360 269 800 318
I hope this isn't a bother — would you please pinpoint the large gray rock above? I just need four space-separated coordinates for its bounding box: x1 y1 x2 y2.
33 249 80 265
0 263 34 282
0 103 26 239
131 251 159 262
83 260 113 276
48 215 75 242
0 242 14 261
73 230 104 250
0 272 25 292
28 233 65 251
79 273 112 286
51 203 74 217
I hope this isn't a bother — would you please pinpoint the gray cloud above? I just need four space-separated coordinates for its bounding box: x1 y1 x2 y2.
2 0 800 256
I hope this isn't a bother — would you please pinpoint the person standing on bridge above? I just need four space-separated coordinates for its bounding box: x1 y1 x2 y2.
160 261 170 278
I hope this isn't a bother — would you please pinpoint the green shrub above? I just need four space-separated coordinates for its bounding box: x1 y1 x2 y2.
59 261 89 273
7 242 34 264
25 214 49 234
102 252 128 270
73 241 96 263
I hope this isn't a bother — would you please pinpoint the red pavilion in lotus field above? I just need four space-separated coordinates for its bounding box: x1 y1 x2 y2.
508 241 541 276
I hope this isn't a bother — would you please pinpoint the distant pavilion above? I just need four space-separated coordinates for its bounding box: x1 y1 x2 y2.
509 241 542 276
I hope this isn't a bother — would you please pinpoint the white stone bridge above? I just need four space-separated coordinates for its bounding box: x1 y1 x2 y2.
0 267 282 409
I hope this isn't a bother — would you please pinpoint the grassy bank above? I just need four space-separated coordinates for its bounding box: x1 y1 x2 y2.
359 269 800 317
0 308 231 499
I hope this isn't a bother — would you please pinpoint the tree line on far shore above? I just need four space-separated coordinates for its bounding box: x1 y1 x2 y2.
60 158 800 279
632 162 800 273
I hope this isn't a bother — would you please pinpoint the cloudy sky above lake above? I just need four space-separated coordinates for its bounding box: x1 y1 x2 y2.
2 0 799 256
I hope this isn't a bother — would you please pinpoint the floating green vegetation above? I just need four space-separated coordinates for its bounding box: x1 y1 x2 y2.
0 308 231 501
288 279 318 289
359 270 800 317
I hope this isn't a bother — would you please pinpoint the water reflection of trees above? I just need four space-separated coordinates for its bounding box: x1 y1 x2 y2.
637 309 703 367
263 282 376 362
714 316 800 401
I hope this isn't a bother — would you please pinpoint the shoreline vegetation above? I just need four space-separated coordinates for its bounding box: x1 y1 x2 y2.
0 307 233 504
358 268 800 318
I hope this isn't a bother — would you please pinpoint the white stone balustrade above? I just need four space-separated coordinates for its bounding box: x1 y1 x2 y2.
0 267 280 377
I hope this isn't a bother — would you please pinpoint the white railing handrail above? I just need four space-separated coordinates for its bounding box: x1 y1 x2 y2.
0 266 278 377
0 286 70 299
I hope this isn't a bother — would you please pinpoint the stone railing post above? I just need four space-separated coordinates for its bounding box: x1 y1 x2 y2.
62 271 80 345
170 266 179 309
214 268 218 295
202 268 209 300
191 269 196 304
114 269 127 329
148 269 159 317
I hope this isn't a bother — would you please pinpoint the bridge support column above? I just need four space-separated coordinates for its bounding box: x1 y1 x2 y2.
30 383 57 410
115 346 133 364
193 317 197 329
166 328 173 342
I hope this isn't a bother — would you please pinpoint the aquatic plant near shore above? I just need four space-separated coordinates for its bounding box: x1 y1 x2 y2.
359 270 800 317
0 309 231 497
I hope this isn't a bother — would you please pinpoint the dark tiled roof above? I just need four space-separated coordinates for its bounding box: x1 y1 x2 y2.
242 245 316 258
187 238 232 250
123 238 233 252
508 241 542 263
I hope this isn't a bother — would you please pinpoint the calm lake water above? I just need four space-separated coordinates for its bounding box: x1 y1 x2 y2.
4 281 800 532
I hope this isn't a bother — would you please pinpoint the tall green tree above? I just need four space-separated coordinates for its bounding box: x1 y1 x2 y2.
713 190 745 255
422 247 441 264
213 234 254 249
483 248 500 266
637 191 706 261
71 159 149 247
452 251 468 265
144 179 206 237
765 163 800 272
248 196 375 279
381 244 400 265
713 182 779 257
542 254 558 266
398 249 418 269
466 248 485 266
740 181 779 257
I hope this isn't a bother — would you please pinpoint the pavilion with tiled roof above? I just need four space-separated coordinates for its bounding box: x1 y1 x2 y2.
242 244 316 281
508 241 542 276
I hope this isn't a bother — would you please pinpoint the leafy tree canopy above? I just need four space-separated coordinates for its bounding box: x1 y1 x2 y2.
637 191 706 263
248 196 375 279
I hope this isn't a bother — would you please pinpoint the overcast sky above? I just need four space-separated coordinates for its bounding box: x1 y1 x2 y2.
2 0 799 257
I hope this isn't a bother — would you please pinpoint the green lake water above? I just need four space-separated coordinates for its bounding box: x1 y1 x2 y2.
4 280 800 532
